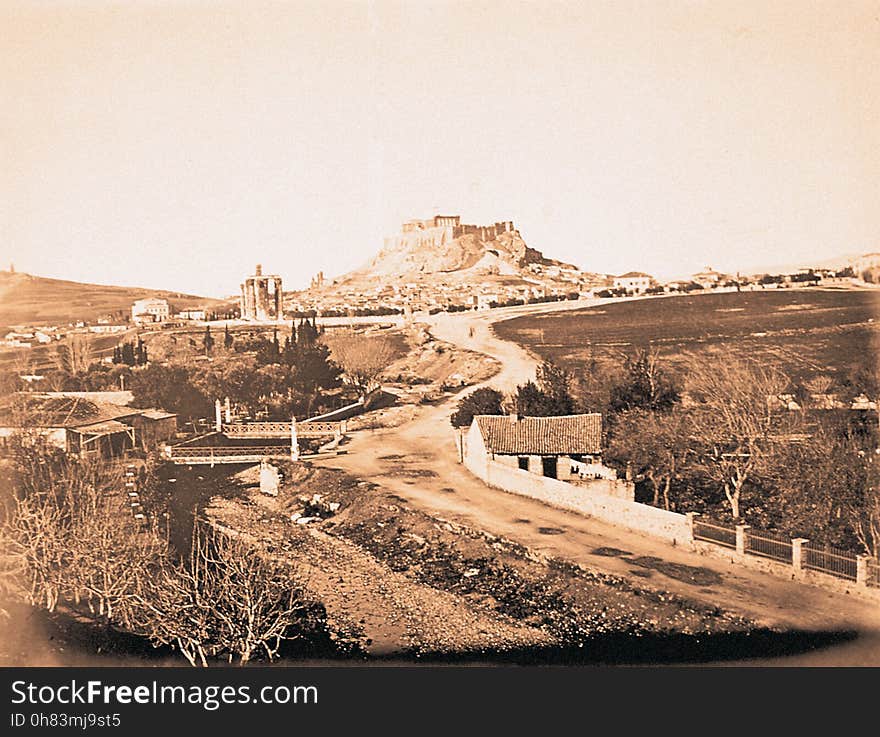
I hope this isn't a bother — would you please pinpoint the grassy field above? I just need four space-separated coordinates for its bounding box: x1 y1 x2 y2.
494 287 880 385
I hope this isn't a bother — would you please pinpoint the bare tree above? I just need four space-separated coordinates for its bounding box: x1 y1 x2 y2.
127 522 313 666
685 357 789 520
327 334 396 396
2 449 165 621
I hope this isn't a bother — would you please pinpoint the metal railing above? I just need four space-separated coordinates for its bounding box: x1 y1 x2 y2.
297 421 344 437
223 422 291 437
745 529 793 564
803 543 859 581
693 519 737 549
166 445 292 462
867 559 880 589
222 421 342 438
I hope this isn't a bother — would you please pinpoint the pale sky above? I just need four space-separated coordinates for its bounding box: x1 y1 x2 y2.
2 0 879 297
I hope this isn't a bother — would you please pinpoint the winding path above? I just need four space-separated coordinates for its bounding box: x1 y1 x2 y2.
314 300 880 665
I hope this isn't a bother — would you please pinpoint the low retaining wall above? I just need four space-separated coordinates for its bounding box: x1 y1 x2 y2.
477 458 691 545
464 453 880 602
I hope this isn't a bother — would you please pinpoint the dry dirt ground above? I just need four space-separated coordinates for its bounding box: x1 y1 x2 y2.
206 464 826 664
305 301 880 664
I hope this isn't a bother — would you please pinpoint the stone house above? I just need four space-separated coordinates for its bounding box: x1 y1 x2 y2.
461 413 634 500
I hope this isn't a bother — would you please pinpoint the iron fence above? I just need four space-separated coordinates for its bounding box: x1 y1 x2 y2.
693 519 736 549
745 529 793 564
167 445 292 461
867 559 880 589
803 543 859 581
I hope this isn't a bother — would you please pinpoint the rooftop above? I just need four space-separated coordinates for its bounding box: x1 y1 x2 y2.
0 394 172 429
475 413 603 455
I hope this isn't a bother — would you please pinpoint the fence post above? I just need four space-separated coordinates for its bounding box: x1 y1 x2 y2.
856 555 869 587
685 512 699 546
792 538 809 580
735 524 750 556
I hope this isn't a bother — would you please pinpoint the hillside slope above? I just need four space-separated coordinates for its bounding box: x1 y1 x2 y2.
0 271 224 327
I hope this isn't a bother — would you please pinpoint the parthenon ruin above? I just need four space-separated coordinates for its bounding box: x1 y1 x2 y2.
239 264 283 321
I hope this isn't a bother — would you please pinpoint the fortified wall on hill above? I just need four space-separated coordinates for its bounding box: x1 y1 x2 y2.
384 215 516 252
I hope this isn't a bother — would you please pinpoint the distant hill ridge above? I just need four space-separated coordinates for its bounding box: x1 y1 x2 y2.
0 270 222 328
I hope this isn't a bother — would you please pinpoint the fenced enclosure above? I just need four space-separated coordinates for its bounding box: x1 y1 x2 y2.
693 518 736 549
802 543 859 581
688 513 877 591
745 529 793 564
868 559 880 589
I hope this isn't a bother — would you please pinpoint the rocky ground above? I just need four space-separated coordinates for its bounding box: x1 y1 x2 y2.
346 327 499 431
205 462 767 663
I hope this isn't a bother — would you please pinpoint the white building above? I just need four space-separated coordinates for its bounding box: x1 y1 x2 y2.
131 298 170 325
176 309 206 321
691 267 727 288
613 272 654 293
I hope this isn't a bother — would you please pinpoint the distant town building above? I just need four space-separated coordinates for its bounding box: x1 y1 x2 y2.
473 293 499 310
240 264 283 321
176 309 206 321
691 267 727 288
613 272 654 293
131 298 170 325
852 253 880 276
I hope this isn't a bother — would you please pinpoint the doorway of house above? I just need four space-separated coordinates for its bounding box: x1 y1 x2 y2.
541 456 556 479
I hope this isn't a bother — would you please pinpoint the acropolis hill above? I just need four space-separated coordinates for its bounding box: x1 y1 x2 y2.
360 215 568 278
289 215 603 314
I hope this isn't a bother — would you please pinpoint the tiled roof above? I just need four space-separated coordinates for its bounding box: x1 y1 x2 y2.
475 414 602 455
70 420 132 437
0 394 143 429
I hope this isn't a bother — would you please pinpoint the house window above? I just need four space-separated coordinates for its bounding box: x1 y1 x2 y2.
518 456 529 470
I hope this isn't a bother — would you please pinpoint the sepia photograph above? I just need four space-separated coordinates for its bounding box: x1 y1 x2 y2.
1 0 879 725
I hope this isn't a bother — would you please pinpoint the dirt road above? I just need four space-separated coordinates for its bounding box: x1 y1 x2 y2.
312 301 880 663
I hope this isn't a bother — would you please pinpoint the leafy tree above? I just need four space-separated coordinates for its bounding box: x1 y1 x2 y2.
129 364 211 420
288 340 340 415
203 326 214 356
450 387 504 428
535 361 575 415
608 347 680 414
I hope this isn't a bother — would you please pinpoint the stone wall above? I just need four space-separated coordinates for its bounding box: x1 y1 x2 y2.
467 453 691 545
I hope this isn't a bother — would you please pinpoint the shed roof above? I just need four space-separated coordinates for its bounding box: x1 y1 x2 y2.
475 414 602 455
69 420 132 438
